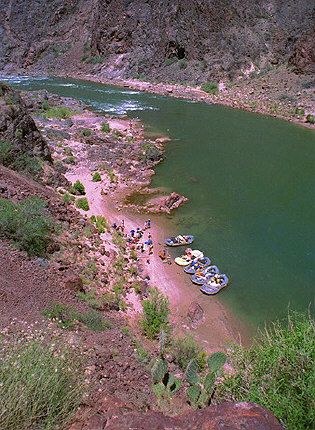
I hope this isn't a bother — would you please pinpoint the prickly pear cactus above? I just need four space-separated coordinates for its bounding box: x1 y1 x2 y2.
187 384 201 406
152 382 165 399
184 358 199 384
198 389 210 408
203 372 216 394
207 351 226 373
167 374 182 393
151 358 168 383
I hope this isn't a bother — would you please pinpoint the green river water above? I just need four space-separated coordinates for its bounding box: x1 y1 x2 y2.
2 75 314 330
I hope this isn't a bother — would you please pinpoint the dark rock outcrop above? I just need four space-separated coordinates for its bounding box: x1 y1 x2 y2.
69 397 283 430
0 1 314 79
0 83 52 163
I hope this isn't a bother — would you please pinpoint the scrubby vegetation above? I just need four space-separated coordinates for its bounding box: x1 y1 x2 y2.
92 172 102 182
0 141 43 177
200 82 219 95
171 334 203 371
42 301 111 332
141 287 170 339
0 196 54 256
69 180 86 195
217 311 315 430
63 192 75 204
101 122 110 133
40 106 77 119
0 323 85 430
75 197 89 211
82 128 91 137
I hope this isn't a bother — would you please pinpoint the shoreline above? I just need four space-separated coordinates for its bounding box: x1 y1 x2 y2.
60 71 315 131
17 85 251 351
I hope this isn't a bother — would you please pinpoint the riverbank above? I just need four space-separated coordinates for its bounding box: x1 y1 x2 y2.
22 89 250 351
61 68 315 130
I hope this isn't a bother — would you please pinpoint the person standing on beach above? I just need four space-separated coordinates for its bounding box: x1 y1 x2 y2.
147 219 151 229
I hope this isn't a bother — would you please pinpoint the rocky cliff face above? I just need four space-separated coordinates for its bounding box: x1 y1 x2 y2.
0 0 314 81
0 84 51 163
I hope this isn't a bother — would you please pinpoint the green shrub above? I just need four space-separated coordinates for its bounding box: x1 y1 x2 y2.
76 309 110 331
41 100 50 111
172 334 202 370
141 287 170 339
92 172 102 182
70 180 86 195
218 311 315 430
0 197 54 256
63 193 75 204
41 106 77 119
42 302 75 329
107 168 117 183
101 122 110 133
165 57 178 66
95 215 109 233
306 114 315 124
179 59 187 69
75 197 89 211
12 153 43 177
0 327 85 430
201 82 219 95
0 140 13 165
82 128 91 137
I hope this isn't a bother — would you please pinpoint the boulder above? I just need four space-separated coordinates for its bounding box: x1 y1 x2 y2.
187 301 205 328
64 271 84 292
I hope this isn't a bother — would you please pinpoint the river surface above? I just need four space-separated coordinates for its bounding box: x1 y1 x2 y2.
2 75 314 331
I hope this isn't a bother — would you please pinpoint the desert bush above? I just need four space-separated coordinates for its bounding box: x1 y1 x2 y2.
69 180 85 195
165 57 178 66
82 128 91 137
217 311 314 430
40 106 77 119
172 334 202 370
0 196 54 256
63 192 75 204
42 302 75 329
200 82 219 95
306 114 315 124
12 153 43 177
0 140 13 165
75 197 89 211
75 309 110 331
141 287 170 339
0 325 85 430
95 215 109 233
92 172 102 182
101 122 110 133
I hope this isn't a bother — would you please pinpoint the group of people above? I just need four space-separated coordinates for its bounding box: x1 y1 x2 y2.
112 219 154 261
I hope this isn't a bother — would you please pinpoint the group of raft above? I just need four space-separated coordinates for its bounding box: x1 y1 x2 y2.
164 235 229 295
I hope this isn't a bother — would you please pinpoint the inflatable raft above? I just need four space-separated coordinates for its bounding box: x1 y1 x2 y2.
175 250 204 266
200 274 229 295
164 235 194 247
191 265 219 285
184 257 211 274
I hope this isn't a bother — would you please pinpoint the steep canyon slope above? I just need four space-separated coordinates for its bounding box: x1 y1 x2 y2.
0 0 314 81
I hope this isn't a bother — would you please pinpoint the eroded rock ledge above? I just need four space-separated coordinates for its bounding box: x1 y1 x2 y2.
70 397 282 430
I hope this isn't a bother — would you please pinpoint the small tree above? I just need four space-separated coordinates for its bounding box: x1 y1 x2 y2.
141 287 170 339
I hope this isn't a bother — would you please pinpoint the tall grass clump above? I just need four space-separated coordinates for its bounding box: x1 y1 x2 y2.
218 311 315 430
200 82 218 95
141 287 170 339
0 325 85 430
0 196 54 256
